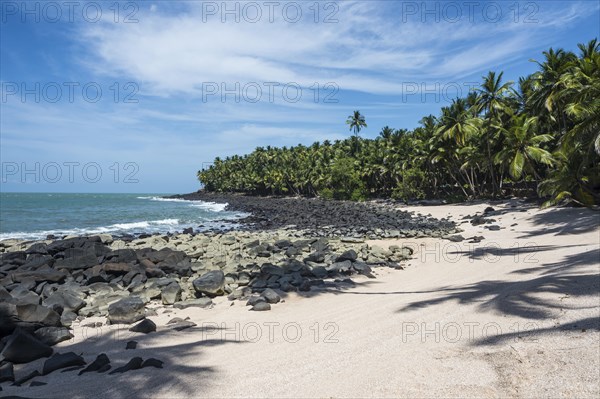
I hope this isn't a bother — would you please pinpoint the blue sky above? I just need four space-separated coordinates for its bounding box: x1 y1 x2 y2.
1 0 598 193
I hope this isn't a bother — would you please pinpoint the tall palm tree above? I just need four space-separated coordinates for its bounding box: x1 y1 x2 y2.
476 71 515 196
346 110 367 137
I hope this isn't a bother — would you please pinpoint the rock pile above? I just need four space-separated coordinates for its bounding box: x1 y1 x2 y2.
170 191 458 238
0 197 458 385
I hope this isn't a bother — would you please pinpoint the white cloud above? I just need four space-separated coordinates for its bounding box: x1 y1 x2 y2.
79 1 588 97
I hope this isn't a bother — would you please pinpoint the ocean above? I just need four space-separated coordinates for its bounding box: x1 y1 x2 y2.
0 193 247 241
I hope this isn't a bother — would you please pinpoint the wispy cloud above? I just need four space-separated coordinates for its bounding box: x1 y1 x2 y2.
1 0 596 192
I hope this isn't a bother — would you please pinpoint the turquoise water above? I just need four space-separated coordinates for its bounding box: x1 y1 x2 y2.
0 193 246 240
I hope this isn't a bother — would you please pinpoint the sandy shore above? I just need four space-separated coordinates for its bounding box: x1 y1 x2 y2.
3 201 599 398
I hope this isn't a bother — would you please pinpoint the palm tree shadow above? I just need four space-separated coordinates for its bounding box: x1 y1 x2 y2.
397 248 600 343
0 324 246 398
517 207 600 238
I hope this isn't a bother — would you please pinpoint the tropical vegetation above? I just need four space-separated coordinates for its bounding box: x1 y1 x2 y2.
198 40 600 206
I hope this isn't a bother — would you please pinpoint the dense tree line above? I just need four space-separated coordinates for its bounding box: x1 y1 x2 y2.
198 40 600 206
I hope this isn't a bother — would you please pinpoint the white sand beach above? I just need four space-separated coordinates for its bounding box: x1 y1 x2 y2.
3 202 599 398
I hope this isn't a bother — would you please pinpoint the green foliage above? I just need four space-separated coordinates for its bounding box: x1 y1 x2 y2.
318 188 334 200
198 39 600 206
391 168 427 202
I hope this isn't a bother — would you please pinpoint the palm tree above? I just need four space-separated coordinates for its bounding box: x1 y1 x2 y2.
436 98 481 146
346 110 367 137
493 115 554 181
476 71 515 196
196 41 598 205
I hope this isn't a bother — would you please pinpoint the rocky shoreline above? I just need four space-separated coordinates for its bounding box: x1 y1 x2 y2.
0 195 461 389
171 191 457 238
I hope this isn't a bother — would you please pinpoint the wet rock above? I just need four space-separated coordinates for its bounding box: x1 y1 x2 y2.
0 329 53 363
107 297 145 325
125 341 137 350
42 352 86 375
129 319 156 334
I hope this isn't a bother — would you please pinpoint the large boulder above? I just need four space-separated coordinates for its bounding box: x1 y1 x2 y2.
192 270 225 296
0 328 53 363
107 297 145 325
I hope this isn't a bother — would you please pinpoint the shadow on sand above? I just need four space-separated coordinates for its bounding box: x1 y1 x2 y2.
0 324 245 398
517 207 600 238
396 247 600 343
